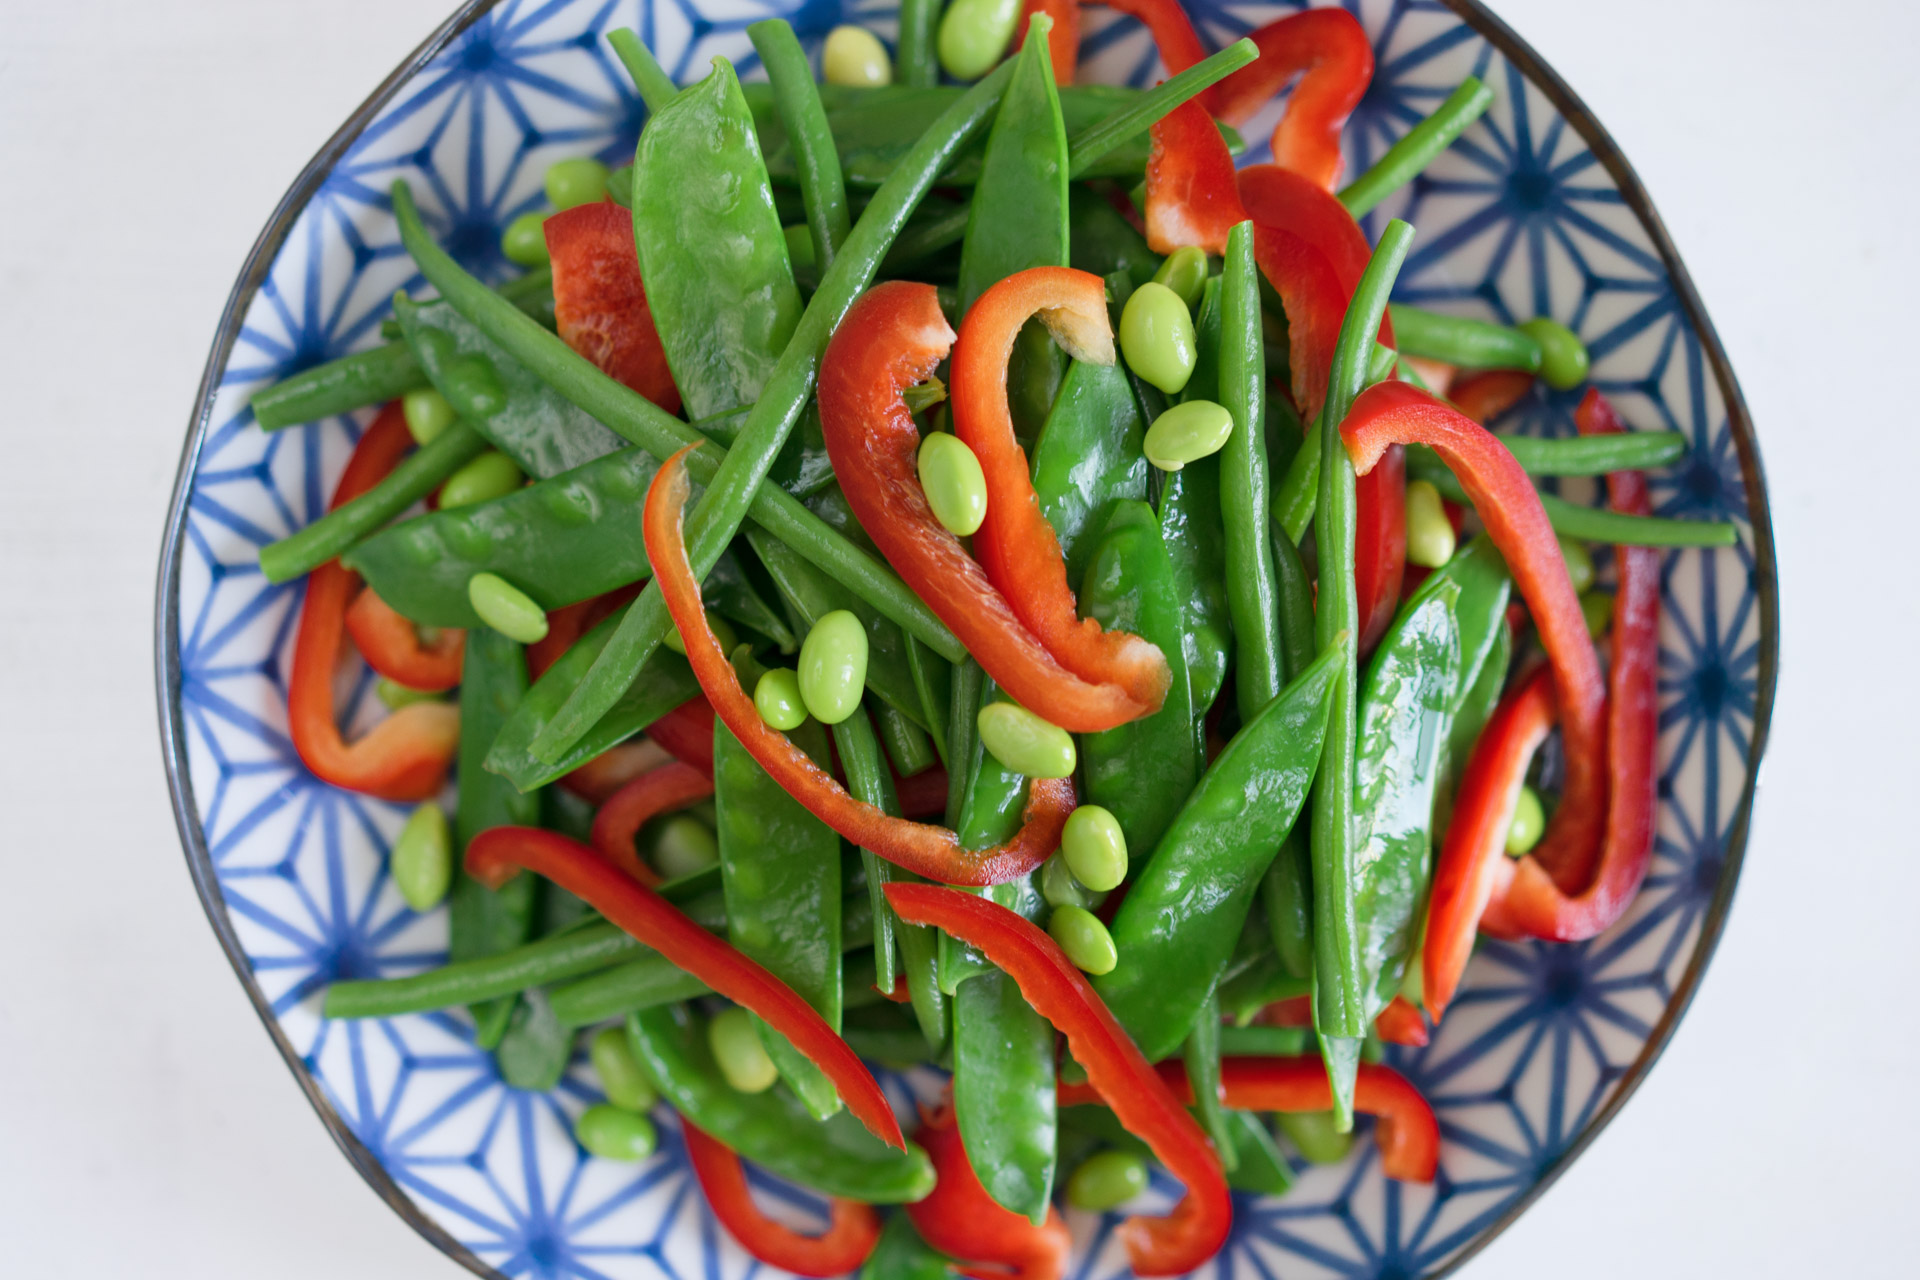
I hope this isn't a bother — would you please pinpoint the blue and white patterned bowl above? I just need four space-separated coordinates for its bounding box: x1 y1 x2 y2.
154 1 1777 1275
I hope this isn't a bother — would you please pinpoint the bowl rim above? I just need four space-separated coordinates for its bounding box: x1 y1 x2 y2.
152 2 1780 1276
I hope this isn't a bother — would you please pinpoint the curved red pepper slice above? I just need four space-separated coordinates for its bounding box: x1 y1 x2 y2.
645 695 716 776
1480 390 1660 940
465 825 903 1148
1421 665 1555 1021
952 269 1171 719
544 200 680 415
818 280 1158 733
1212 8 1373 191
344 586 465 690
588 760 715 885
529 585 639 682
681 1122 882 1277
288 404 460 801
905 1096 1072 1280
885 883 1230 1277
560 740 672 805
1342 380 1607 894
1448 368 1534 426
1018 0 1083 85
644 448 1073 885
1354 442 1407 654
1144 97 1246 256
1256 993 1428 1047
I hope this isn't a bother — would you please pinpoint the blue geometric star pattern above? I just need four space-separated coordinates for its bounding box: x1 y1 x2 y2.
161 1 1771 1276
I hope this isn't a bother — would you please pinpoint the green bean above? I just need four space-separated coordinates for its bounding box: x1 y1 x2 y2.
1339 78 1494 219
1388 303 1542 372
895 0 944 87
874 700 937 777
1406 451 1739 546
1066 39 1258 178
1220 221 1284 722
751 21 853 270
502 212 551 266
918 432 988 535
326 923 636 1020
575 1104 657 1160
1309 219 1413 1123
1263 525 1318 983
832 709 902 994
907 638 953 767
545 157 610 210
1120 282 1197 394
1491 431 1689 476
548 954 711 1027
257 423 487 582
1182 990 1236 1170
1060 805 1126 892
606 28 678 113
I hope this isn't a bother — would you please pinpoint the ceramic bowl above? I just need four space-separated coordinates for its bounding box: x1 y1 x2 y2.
155 1 1778 1275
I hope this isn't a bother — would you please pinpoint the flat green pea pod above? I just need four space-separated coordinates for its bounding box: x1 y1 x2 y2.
1094 641 1340 1062
1028 362 1150 586
860 1213 951 1279
494 988 572 1091
1069 184 1160 287
393 296 624 478
714 704 844 1119
1182 989 1237 1170
451 628 541 1046
625 1005 934 1202
1078 500 1198 857
1260 525 1319 980
631 57 803 421
1157 275 1232 714
956 16 1067 311
952 927 1056 1222
1431 538 1516 838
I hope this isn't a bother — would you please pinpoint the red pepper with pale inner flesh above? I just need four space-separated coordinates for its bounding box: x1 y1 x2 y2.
1211 8 1373 190
1342 380 1607 894
905 1095 1072 1280
952 268 1170 721
465 825 903 1148
287 404 460 801
1479 390 1660 941
885 883 1230 1277
644 447 1073 886
544 200 680 414
1353 442 1407 653
680 1122 882 1277
344 587 464 690
817 280 1158 734
589 760 715 885
1145 98 1246 256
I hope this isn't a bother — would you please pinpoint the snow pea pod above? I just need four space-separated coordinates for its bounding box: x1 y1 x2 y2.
715 711 844 1119
394 295 624 478
956 18 1067 312
1219 221 1284 724
860 1213 950 1280
1078 500 1197 858
494 988 570 1091
1428 537 1515 839
625 1005 935 1202
632 57 802 421
1094 641 1339 1062
1069 184 1160 288
1182 990 1237 1171
951 948 1057 1222
1028 360 1150 588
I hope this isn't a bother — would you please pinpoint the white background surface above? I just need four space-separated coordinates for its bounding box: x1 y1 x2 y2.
0 0 1913 1273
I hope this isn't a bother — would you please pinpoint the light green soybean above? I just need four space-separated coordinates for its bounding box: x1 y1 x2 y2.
824 25 893 87
574 1104 658 1161
709 1007 780 1093
377 678 445 711
1119 281 1197 394
1404 477 1456 568
977 701 1075 778
1143 399 1233 471
1518 316 1590 390
937 0 1022 81
545 157 611 210
1581 589 1614 639
501 212 550 266
590 1025 657 1112
1152 245 1208 309
402 387 456 445
662 608 738 657
1041 855 1088 910
1066 1150 1148 1210
799 610 870 724
1505 785 1546 855
917 431 988 536
391 803 452 912
439 450 525 508
1559 535 1596 594
1060 805 1127 891
1277 1110 1353 1165
653 815 720 878
468 572 549 644
754 667 809 731
1049 905 1117 975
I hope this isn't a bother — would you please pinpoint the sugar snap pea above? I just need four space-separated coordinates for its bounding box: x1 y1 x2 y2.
750 21 851 271
874 701 937 777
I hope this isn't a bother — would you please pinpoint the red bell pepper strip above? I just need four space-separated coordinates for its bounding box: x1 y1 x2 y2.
1256 993 1429 1047
560 740 672 805
589 760 715 885
817 280 1160 733
528 585 638 681
951 269 1171 718
885 883 1230 1277
543 200 681 415
1018 0 1082 85
466 825 903 1148
644 447 1074 885
287 404 460 801
1448 368 1533 426
646 695 716 776
1353 442 1407 654
1421 666 1555 1022
1144 97 1246 256
1341 379 1607 893
1480 390 1660 940
1211 8 1373 191
344 586 464 690
681 1122 882 1277
1056 1056 1439 1183
905 1095 1072 1280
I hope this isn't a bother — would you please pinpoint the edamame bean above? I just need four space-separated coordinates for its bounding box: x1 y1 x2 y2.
590 1025 657 1112
1517 317 1590 390
936 0 1022 81
402 387 456 445
754 667 808 731
1581 589 1614 639
1049 905 1117 975
824 24 893 87
1152 245 1209 310
390 802 452 912
1558 535 1595 594
662 608 737 656
468 572 549 644
977 701 1076 779
653 814 720 879
574 1103 658 1161
1142 400 1233 472
1404 477 1456 568
708 1007 780 1093
1119 281 1197 394
1041 855 1088 910
545 157 611 210
440 450 525 508
917 431 988 535
783 223 816 271
1505 785 1545 855
1066 1150 1149 1210
1060 804 1127 891
1277 1110 1352 1165
501 212 550 266
798 610 869 725
376 677 445 711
